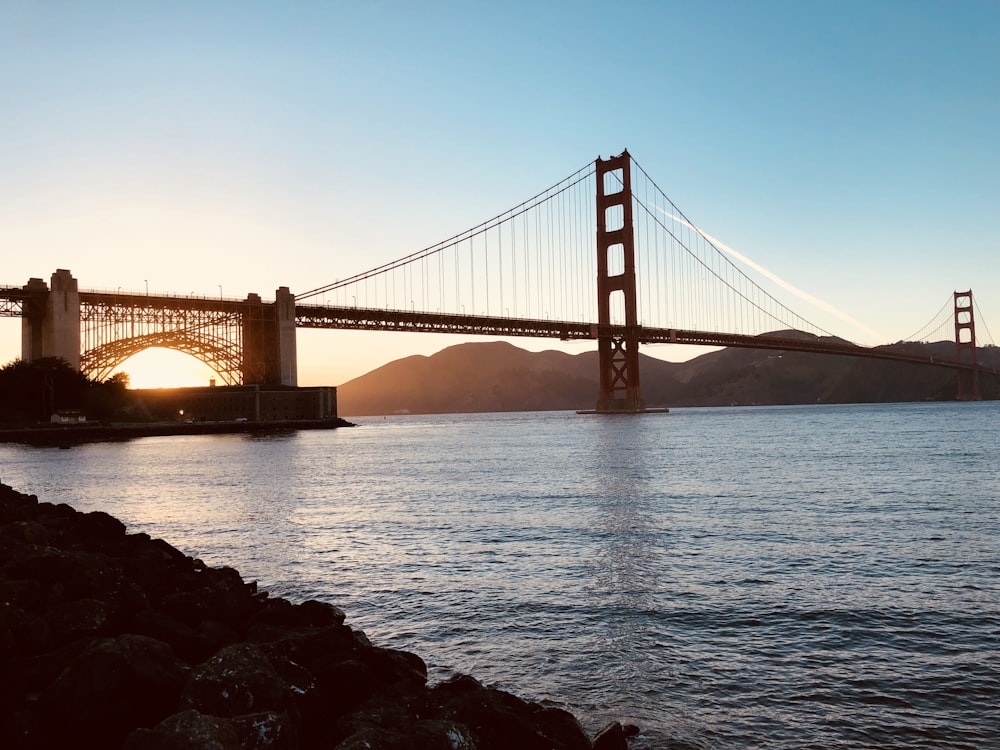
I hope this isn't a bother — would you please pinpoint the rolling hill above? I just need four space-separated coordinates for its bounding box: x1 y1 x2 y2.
337 338 999 416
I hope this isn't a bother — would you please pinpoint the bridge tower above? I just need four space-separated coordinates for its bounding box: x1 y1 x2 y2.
21 269 81 369
954 290 981 401
594 151 646 413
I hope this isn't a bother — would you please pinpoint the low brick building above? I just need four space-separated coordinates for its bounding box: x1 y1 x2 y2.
135 384 337 423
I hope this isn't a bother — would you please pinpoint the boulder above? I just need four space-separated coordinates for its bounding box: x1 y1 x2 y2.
42 633 188 745
181 643 292 718
430 674 591 750
592 720 629 750
124 709 240 750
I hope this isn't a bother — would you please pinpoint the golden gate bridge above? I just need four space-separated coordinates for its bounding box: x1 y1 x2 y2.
1 151 996 409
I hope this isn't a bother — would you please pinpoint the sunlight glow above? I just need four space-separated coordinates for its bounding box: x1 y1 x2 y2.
111 348 218 389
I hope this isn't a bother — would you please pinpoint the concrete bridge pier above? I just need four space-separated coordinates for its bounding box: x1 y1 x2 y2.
21 269 80 369
242 286 297 386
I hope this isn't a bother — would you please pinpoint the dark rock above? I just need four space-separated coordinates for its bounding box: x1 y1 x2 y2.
334 719 477 750
311 657 377 715
78 509 127 541
0 577 48 612
42 633 187 745
333 727 412 750
232 711 299 750
434 673 484 694
160 590 215 625
180 642 293 718
124 709 240 750
6 547 108 599
359 646 428 691
11 640 92 698
593 720 629 750
247 596 346 630
0 602 52 657
298 598 346 626
0 709 55 750
132 607 217 661
265 652 325 733
430 675 591 750
5 520 48 544
253 622 356 666
325 696 418 748
196 565 259 624
538 706 596 747
197 618 240 650
48 596 111 642
0 490 37 523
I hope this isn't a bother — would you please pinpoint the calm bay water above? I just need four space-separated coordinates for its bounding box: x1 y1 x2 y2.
2 402 998 748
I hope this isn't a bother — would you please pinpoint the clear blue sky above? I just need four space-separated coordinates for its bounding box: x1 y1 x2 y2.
2 1 998 386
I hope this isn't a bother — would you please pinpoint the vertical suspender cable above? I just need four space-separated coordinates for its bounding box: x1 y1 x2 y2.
498 216 503 316
523 207 529 318
511 209 517 317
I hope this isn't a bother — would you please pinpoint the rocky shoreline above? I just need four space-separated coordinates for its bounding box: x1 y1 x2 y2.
0 482 636 749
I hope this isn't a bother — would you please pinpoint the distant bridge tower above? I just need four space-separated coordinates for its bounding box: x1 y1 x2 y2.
594 151 646 413
954 290 981 401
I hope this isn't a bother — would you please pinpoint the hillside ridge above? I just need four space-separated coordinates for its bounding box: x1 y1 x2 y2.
337 340 999 416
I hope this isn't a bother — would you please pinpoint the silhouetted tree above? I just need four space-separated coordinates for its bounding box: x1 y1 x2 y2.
105 371 130 389
0 358 134 423
85 371 133 420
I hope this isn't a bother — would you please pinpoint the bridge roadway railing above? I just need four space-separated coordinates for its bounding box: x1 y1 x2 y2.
1 288 260 313
294 304 596 341
642 328 997 374
79 290 257 313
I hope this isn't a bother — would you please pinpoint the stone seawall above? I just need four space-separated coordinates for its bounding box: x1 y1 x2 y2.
0 483 634 749
0 418 355 446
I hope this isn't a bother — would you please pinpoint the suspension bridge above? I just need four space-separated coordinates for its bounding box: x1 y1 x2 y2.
1 151 995 409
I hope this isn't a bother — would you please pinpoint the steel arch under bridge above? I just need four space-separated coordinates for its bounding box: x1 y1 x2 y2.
77 289 297 386
81 328 245 385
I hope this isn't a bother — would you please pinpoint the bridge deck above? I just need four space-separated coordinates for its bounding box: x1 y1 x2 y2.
294 304 997 375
